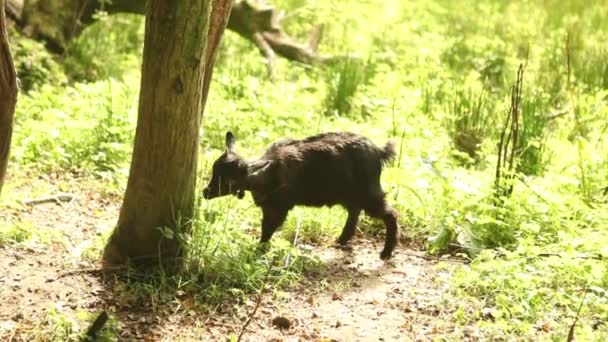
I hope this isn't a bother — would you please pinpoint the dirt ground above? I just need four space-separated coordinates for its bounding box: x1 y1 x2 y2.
0 181 471 341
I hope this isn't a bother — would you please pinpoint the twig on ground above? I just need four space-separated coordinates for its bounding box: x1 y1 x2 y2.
237 258 275 342
528 252 603 261
46 268 103 282
443 243 603 263
45 265 129 283
22 193 74 206
567 284 590 342
83 311 109 342
545 108 569 121
399 251 468 263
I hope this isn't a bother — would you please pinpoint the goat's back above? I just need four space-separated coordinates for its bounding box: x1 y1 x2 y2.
258 132 392 208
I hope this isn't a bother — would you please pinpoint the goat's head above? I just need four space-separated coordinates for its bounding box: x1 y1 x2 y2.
203 132 247 200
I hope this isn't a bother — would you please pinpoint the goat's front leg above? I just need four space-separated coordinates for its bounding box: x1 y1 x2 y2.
260 207 288 243
337 207 361 245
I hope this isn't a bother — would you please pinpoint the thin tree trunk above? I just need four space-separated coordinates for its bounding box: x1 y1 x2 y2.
0 0 19 195
102 0 232 267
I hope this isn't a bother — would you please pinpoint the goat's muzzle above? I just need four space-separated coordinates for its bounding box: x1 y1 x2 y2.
202 187 213 199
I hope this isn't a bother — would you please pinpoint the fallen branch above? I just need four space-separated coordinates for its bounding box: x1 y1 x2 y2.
22 193 74 206
529 252 603 261
545 108 569 121
5 0 21 21
7 0 339 75
400 251 468 263
45 265 129 283
567 284 589 342
237 258 274 342
84 311 109 342
445 242 604 262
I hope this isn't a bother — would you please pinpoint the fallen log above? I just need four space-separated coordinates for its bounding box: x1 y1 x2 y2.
7 0 335 75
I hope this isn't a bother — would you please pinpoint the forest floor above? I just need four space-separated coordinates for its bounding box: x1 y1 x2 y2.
0 178 473 341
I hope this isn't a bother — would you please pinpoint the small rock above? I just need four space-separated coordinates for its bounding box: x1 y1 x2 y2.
272 316 291 330
331 292 342 301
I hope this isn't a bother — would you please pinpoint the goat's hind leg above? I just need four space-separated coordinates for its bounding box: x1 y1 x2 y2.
337 207 361 246
364 199 399 260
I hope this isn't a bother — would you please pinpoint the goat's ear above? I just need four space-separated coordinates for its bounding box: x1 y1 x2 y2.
225 131 236 152
247 160 271 178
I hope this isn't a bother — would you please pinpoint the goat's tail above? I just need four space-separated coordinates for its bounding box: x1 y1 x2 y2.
380 140 397 164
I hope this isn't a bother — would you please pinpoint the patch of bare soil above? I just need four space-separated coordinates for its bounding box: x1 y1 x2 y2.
199 242 471 342
0 186 118 340
0 182 469 341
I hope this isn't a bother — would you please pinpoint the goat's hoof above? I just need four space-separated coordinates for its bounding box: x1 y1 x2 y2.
334 243 353 252
255 242 271 255
380 249 393 260
336 235 354 245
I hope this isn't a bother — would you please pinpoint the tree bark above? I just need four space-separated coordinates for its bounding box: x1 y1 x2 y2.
10 0 329 71
0 0 19 195
102 0 232 267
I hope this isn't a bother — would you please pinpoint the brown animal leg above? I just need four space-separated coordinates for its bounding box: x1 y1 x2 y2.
260 207 288 243
337 207 361 245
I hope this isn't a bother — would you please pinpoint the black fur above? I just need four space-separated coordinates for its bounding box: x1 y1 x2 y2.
203 131 399 260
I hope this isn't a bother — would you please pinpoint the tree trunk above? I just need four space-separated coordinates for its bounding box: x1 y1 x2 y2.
0 0 19 195
102 0 232 267
11 0 330 71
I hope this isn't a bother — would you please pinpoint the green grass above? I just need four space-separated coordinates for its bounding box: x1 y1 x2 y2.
4 0 608 339
0 222 33 244
444 84 496 164
33 309 119 342
517 93 551 175
0 219 64 247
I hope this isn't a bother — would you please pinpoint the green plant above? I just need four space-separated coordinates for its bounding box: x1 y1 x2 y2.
517 94 550 175
448 237 608 339
323 56 368 117
63 13 144 81
445 84 495 164
83 86 134 176
37 309 119 341
12 79 136 177
574 48 608 91
0 222 32 244
107 196 323 311
8 28 66 91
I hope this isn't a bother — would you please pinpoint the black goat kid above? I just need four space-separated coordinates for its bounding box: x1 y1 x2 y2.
203 131 400 260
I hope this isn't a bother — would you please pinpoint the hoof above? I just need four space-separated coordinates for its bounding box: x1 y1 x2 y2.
256 242 271 255
334 243 353 252
380 248 393 260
